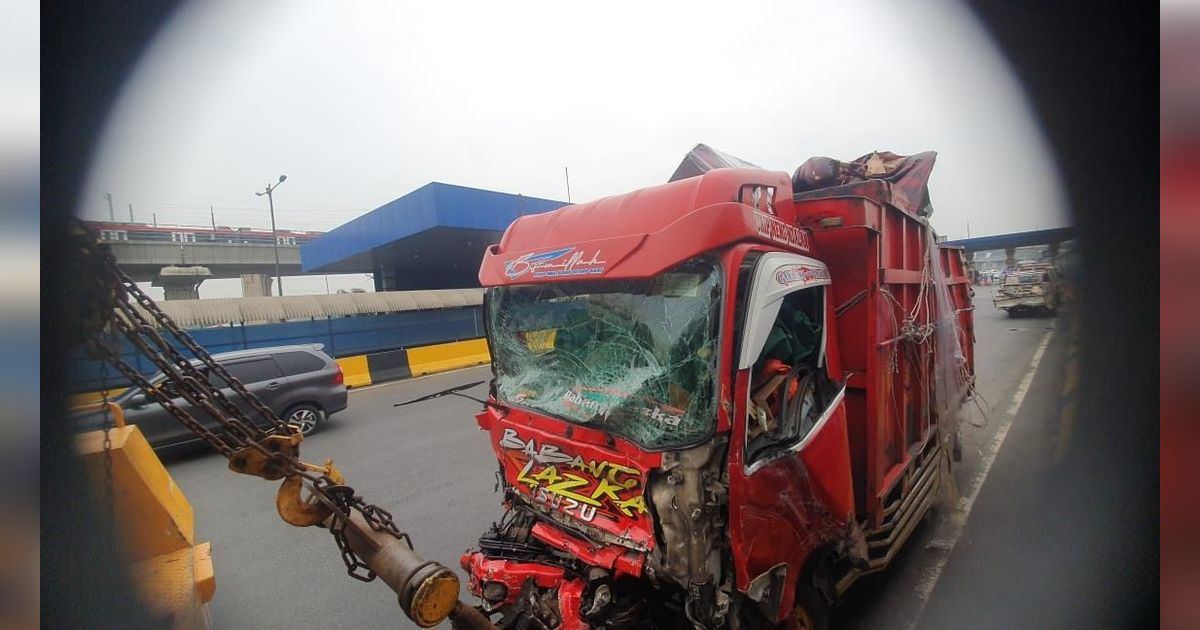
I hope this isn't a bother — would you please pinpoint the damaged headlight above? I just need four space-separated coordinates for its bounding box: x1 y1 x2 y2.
482 581 508 604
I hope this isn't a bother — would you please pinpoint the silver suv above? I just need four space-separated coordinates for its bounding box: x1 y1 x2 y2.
81 344 348 450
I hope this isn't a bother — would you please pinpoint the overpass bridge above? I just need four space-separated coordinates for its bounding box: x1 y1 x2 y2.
108 240 305 282
104 239 307 299
943 226 1075 270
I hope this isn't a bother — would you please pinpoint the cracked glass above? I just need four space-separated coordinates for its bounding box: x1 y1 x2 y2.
488 258 721 449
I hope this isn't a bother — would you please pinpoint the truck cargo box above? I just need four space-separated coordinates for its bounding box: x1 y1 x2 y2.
793 181 974 527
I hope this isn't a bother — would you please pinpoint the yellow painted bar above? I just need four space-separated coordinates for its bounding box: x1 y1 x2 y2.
194 542 216 604
77 425 215 625
405 338 491 377
76 425 195 560
336 354 373 388
70 388 129 408
129 546 201 627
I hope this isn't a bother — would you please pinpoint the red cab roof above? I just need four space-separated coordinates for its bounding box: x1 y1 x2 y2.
479 169 810 286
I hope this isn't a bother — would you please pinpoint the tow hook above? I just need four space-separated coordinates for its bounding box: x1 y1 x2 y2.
582 567 613 619
582 583 612 618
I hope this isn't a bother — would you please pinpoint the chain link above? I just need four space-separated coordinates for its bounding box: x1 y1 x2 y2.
99 350 114 524
75 223 415 582
319 482 415 582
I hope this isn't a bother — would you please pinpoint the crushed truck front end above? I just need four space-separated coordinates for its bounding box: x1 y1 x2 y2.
463 153 972 629
464 169 831 629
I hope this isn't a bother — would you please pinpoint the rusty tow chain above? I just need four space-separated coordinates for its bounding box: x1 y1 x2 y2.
77 227 414 583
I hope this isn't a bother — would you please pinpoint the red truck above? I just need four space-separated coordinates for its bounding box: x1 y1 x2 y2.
460 149 974 629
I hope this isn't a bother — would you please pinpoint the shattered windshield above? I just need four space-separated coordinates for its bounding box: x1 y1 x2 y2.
488 259 722 449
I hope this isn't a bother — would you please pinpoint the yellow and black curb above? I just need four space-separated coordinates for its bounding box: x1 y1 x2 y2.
71 338 492 407
335 338 491 388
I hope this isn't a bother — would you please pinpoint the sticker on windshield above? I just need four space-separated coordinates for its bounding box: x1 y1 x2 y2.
561 386 622 418
520 328 557 353
641 403 684 427
505 247 607 279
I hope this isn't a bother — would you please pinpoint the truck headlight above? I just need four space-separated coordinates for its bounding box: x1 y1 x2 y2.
482 581 508 604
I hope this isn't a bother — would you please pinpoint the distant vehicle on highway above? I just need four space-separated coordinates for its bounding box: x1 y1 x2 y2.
993 262 1060 316
77 344 347 450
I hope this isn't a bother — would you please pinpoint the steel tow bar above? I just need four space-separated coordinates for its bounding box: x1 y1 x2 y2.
73 224 498 630
326 509 495 629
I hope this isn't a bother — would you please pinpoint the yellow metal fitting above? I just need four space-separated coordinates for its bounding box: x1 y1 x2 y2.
68 400 126 427
227 432 303 480
408 571 462 627
276 459 344 527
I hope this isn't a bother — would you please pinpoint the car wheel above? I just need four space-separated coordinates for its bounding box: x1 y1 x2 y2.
284 404 322 436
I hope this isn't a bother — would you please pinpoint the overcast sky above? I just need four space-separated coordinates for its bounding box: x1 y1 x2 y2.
81 0 1068 298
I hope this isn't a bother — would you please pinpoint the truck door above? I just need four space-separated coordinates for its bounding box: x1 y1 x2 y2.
727 252 855 621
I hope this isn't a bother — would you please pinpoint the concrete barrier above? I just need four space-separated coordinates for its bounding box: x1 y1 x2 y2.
73 339 492 401
365 348 411 383
335 355 373 388
405 338 491 377
335 338 490 387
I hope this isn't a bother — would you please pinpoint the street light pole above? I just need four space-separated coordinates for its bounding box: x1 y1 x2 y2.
256 174 288 297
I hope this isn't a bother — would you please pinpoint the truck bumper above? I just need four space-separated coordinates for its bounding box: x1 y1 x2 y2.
461 552 587 629
994 297 1047 310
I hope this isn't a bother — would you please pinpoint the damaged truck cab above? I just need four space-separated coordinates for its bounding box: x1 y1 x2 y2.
463 157 974 629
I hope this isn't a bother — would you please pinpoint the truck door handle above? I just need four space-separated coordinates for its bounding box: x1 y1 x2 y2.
265 381 281 390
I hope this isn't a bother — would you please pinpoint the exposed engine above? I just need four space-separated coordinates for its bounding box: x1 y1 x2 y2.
462 438 733 630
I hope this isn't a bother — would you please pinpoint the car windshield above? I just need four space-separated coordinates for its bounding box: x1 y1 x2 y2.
488 259 722 449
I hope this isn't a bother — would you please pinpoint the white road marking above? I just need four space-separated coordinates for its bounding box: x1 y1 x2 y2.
908 330 1054 628
1006 333 1051 416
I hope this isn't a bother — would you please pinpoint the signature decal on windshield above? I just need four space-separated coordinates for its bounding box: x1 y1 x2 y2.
504 247 607 279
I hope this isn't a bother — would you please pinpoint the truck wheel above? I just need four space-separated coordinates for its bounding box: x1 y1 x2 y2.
284 404 322 436
788 580 829 630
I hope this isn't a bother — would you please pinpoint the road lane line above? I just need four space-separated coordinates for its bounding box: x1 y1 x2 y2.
908 330 1054 628
1006 332 1052 416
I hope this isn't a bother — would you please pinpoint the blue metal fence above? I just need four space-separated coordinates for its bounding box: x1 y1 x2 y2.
72 307 484 392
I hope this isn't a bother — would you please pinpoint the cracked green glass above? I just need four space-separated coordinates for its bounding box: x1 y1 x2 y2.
488 259 721 449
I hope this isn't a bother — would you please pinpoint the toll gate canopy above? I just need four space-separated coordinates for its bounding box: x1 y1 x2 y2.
301 183 567 290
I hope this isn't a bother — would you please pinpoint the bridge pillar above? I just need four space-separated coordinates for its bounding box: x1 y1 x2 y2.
152 266 211 301
240 273 273 298
374 265 398 292
1005 247 1017 270
1048 241 1061 265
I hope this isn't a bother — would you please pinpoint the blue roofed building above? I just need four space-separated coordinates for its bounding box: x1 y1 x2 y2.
301 183 567 290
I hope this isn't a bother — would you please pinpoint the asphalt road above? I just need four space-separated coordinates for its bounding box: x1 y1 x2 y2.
165 289 1072 629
